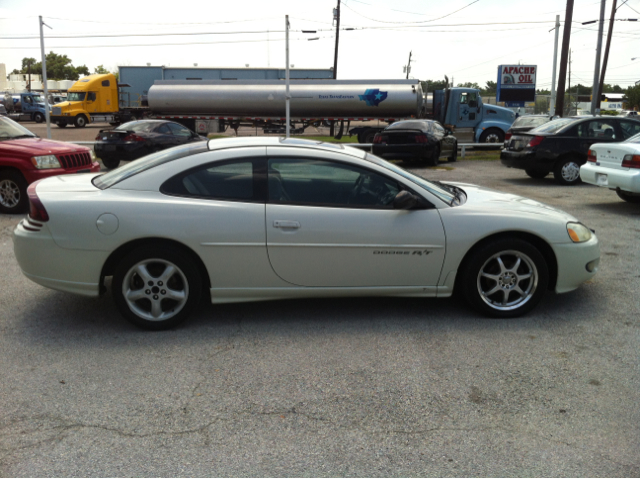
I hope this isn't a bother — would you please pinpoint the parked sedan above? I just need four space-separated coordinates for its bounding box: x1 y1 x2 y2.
94 120 206 169
372 120 457 166
501 116 640 185
14 137 599 330
580 134 640 203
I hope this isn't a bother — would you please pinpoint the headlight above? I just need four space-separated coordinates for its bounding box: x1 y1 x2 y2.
31 155 61 169
567 222 592 243
89 150 96 160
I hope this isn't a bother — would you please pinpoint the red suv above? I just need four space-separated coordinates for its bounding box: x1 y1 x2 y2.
0 116 100 214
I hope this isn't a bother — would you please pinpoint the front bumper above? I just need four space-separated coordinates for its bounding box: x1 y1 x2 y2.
552 234 600 294
580 162 640 193
13 219 108 297
22 162 101 184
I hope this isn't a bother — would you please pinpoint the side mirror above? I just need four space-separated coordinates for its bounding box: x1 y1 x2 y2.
393 190 418 210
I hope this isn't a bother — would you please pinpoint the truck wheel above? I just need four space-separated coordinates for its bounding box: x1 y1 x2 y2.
56 121 67 128
34 112 44 123
0 170 28 214
74 115 88 128
479 129 504 143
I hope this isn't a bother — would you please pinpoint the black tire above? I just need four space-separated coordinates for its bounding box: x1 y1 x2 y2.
56 121 67 128
449 142 458 162
362 129 378 143
616 190 640 203
525 169 549 179
101 157 120 170
553 158 582 185
479 128 504 143
74 115 88 128
112 246 203 330
458 238 549 318
33 112 44 123
425 144 440 166
0 170 29 214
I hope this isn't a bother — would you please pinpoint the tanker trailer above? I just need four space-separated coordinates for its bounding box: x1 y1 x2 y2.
147 79 424 141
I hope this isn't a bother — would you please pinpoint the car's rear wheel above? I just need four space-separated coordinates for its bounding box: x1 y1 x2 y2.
426 144 440 166
553 158 582 185
616 189 640 203
0 170 28 214
113 246 202 330
525 169 549 179
101 157 120 170
459 238 549 318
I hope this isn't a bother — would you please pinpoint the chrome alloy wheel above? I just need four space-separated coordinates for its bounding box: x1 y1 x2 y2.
476 250 538 311
0 179 20 209
122 258 189 321
560 161 580 183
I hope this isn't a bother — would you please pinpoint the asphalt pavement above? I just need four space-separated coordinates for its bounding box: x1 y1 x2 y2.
0 129 638 476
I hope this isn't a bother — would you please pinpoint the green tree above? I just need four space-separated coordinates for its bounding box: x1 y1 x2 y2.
13 53 90 80
420 79 448 92
482 81 497 96
602 83 624 93
536 88 551 95
94 65 110 74
456 81 480 89
623 84 640 110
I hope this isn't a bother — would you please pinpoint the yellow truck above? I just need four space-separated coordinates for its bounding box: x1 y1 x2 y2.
50 73 144 128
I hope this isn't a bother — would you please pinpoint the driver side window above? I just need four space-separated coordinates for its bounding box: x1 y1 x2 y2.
268 158 400 208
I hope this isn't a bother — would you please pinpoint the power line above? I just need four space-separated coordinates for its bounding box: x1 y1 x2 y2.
342 0 480 24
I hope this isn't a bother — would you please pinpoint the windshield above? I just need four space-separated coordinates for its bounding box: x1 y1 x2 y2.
0 116 37 140
365 153 455 204
529 118 577 134
115 121 157 132
30 95 43 103
93 141 208 189
67 92 86 102
512 116 549 129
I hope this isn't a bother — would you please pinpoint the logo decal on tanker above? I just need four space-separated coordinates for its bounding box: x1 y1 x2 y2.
359 89 388 107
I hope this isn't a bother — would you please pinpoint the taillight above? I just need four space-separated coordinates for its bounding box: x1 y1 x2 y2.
95 133 102 140
27 181 49 222
373 133 382 144
123 134 145 142
527 136 545 147
587 149 597 163
415 134 428 143
621 154 640 169
504 132 512 141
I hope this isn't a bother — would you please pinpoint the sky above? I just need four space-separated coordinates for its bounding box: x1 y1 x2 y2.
1 0 639 91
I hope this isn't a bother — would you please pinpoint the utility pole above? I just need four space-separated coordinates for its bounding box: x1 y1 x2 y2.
555 0 574 117
597 0 618 102
332 0 340 79
39 16 52 139
568 49 572 115
549 15 561 116
590 0 606 114
405 51 412 79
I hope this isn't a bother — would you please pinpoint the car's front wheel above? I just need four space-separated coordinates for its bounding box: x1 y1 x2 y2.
616 189 640 203
459 238 549 318
553 158 582 185
101 157 120 170
0 170 28 214
113 246 202 330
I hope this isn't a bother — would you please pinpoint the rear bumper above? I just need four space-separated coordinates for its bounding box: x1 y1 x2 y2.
500 149 547 171
372 144 434 159
580 163 640 193
13 219 107 297
94 142 150 162
22 162 101 184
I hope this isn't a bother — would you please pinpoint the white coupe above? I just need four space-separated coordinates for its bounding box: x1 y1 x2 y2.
580 134 640 203
13 137 600 330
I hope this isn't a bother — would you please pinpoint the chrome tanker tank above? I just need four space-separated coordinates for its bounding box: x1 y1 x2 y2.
148 80 423 118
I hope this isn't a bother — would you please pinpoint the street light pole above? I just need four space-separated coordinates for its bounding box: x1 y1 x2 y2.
39 16 52 139
285 15 290 139
549 15 561 116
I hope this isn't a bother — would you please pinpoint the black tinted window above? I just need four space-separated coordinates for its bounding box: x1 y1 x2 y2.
619 120 640 139
268 158 400 208
162 160 257 201
576 120 617 139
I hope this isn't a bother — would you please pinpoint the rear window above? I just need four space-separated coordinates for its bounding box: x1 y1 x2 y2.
624 132 640 144
529 118 577 134
512 116 550 129
386 121 431 131
92 141 208 189
115 121 157 132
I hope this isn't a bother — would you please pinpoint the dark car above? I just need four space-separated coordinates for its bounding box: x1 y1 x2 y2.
94 120 206 169
500 116 640 185
372 120 458 166
504 115 553 147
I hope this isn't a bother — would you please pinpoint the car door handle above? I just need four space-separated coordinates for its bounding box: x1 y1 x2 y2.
273 220 301 229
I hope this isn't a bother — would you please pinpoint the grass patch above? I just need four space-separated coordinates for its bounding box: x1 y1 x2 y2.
462 150 501 161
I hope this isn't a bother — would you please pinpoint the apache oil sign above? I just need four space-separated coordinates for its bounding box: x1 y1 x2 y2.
497 65 537 103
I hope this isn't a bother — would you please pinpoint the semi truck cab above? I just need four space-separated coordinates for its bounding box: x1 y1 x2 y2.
4 92 48 123
49 73 123 128
438 87 516 143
